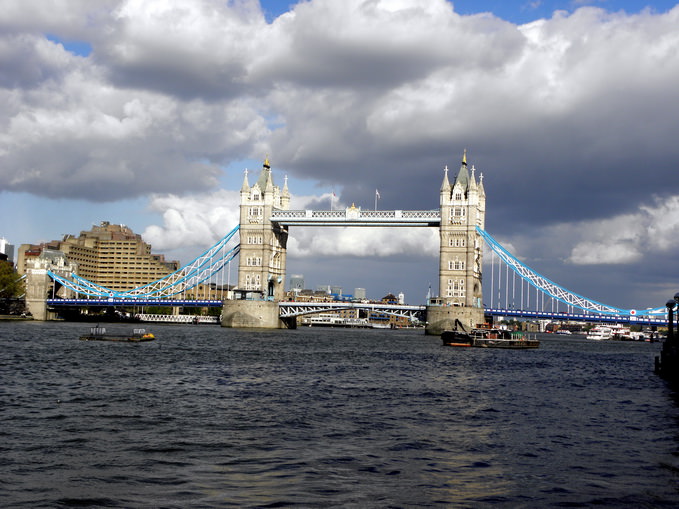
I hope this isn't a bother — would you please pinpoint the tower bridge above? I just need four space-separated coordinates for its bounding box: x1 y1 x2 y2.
221 152 485 334
29 152 670 330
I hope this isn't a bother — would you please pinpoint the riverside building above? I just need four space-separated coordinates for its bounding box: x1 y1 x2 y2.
18 221 180 294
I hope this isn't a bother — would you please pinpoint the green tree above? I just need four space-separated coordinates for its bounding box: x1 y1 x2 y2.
0 261 24 299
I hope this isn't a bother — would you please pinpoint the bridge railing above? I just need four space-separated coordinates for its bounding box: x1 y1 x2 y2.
271 209 441 224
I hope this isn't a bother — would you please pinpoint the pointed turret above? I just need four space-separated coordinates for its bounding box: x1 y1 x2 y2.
454 150 469 191
440 165 451 192
256 157 272 191
264 167 274 193
241 168 250 192
469 165 478 192
281 175 290 209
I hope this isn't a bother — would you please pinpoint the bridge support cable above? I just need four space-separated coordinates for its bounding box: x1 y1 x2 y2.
477 226 665 317
46 225 241 300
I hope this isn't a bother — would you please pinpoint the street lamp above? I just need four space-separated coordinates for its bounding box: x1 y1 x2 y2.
667 299 676 342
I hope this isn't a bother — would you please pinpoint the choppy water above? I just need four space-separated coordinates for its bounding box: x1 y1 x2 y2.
1 321 679 508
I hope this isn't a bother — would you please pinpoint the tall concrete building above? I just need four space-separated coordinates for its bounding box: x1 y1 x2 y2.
18 221 179 294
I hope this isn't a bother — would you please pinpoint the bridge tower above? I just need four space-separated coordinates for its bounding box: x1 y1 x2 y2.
426 151 486 335
221 158 292 328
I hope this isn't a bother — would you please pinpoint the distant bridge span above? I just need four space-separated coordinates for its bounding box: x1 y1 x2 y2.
278 301 426 320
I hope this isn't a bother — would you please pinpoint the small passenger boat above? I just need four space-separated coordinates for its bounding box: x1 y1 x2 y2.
79 326 155 342
442 323 539 349
586 326 613 340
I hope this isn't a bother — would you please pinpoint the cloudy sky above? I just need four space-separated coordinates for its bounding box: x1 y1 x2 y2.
2 0 679 309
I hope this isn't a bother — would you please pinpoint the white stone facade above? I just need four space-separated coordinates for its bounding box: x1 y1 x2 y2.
438 152 486 309
237 159 290 301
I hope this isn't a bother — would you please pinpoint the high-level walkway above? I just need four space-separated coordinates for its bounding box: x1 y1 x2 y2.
271 209 441 227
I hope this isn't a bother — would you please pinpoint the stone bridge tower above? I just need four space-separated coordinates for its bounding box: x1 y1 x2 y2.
25 250 78 321
221 158 292 328
236 158 290 300
426 151 486 334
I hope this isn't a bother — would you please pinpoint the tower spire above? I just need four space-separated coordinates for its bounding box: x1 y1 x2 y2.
241 168 250 192
440 165 450 192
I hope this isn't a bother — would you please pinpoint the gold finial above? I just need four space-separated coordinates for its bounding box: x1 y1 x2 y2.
462 149 467 165
264 155 270 168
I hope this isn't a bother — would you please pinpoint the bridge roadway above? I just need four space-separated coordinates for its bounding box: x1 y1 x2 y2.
278 301 425 320
47 298 223 308
47 298 426 320
46 300 668 325
486 308 668 326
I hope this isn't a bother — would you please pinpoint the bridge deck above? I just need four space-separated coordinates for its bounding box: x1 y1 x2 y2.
44 300 668 325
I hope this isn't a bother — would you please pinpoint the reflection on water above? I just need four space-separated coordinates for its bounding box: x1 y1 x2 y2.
1 321 678 507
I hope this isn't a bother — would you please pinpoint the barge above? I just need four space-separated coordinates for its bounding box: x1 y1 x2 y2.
79 326 156 342
442 323 539 349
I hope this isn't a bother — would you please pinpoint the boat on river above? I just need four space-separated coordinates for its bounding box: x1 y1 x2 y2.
79 326 155 342
442 324 540 349
586 326 613 340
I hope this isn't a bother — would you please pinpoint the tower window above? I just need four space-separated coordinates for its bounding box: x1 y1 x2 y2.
448 260 465 270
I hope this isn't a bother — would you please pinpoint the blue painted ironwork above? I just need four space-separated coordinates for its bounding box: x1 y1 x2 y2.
47 225 240 299
477 226 665 318
47 298 222 307
41 220 667 321
485 307 667 326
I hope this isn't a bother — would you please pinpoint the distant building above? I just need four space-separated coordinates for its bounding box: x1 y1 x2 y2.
331 285 342 296
316 284 331 294
0 237 14 264
354 288 366 300
289 274 304 291
368 293 410 327
17 221 180 294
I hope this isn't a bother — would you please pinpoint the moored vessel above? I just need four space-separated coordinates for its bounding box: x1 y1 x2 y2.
441 323 539 349
79 326 156 342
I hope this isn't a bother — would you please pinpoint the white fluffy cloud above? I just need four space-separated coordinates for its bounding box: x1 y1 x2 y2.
3 0 679 305
142 187 439 260
568 195 679 264
142 190 241 250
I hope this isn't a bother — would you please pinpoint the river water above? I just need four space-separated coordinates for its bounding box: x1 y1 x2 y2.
1 321 678 508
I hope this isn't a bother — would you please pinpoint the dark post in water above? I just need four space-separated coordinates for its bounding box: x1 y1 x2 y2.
656 293 679 381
